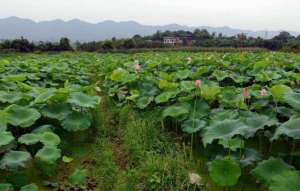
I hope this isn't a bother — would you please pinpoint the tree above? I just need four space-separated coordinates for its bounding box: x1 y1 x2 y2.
59 37 72 51
123 39 136 49
193 29 211 40
273 31 294 42
102 40 114 50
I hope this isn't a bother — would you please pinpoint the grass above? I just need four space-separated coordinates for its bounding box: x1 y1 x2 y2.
90 96 197 191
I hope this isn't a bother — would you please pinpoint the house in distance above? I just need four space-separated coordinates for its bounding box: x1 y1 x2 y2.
163 36 195 46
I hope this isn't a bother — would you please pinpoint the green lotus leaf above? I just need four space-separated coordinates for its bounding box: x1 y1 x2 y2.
32 124 54 134
270 85 292 102
138 82 159 97
0 151 32 170
209 158 241 187
174 69 192 80
276 106 295 118
62 156 73 163
41 103 72 121
272 118 300 140
35 146 61 164
190 99 210 119
182 119 206 134
240 148 261 167
136 96 153 109
158 80 178 90
126 90 140 102
0 110 8 131
5 105 41 128
2 74 26 82
218 88 246 109
284 92 300 111
68 168 88 186
212 70 230 81
253 60 271 70
18 133 40 145
155 90 178 104
68 92 101 108
210 109 239 122
110 68 137 83
20 184 38 191
201 84 221 102
34 89 56 104
255 71 272 82
61 112 91 131
0 91 23 103
242 113 277 138
162 105 189 118
40 132 60 146
269 170 300 191
202 119 248 146
0 131 14 147
180 81 195 92
219 137 244 151
251 157 294 185
0 183 13 191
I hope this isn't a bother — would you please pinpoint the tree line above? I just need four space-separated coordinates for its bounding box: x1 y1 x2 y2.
0 37 72 52
76 30 300 52
1 30 300 52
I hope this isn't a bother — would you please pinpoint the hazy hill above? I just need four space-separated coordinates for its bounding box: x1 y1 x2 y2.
0 16 299 42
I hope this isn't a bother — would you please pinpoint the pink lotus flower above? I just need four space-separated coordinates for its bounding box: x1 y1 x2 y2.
242 87 250 98
260 88 268 96
195 80 202 88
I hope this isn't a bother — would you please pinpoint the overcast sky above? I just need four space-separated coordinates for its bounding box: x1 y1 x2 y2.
1 0 300 31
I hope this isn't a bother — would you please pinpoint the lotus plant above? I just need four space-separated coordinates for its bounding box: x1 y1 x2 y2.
195 80 202 88
260 88 268 97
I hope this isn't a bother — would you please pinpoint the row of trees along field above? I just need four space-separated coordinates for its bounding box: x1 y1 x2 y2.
0 37 72 52
1 30 300 52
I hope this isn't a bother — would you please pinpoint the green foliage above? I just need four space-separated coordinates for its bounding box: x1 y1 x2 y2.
41 103 72 120
200 84 221 102
251 157 294 185
35 146 61 164
61 112 92 131
209 158 241 187
68 168 88 186
0 183 13 191
5 105 41 128
20 184 38 191
162 105 189 118
110 68 137 83
272 118 300 140
68 92 101 108
270 85 292 102
202 119 247 146
0 151 31 170
269 170 300 191
0 131 14 147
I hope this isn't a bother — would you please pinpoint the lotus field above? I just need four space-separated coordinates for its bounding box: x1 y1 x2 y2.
1 52 300 190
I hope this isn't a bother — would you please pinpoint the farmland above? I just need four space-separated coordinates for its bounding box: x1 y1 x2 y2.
1 52 300 191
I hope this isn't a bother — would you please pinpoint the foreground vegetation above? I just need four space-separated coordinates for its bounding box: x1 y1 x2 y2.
1 52 300 190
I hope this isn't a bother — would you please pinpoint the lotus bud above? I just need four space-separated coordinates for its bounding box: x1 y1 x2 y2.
195 80 202 88
187 57 192 64
134 64 141 72
291 81 296 86
242 87 250 98
189 173 203 186
260 88 268 97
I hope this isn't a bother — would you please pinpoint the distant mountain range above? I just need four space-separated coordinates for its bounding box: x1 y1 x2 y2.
0 16 299 42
